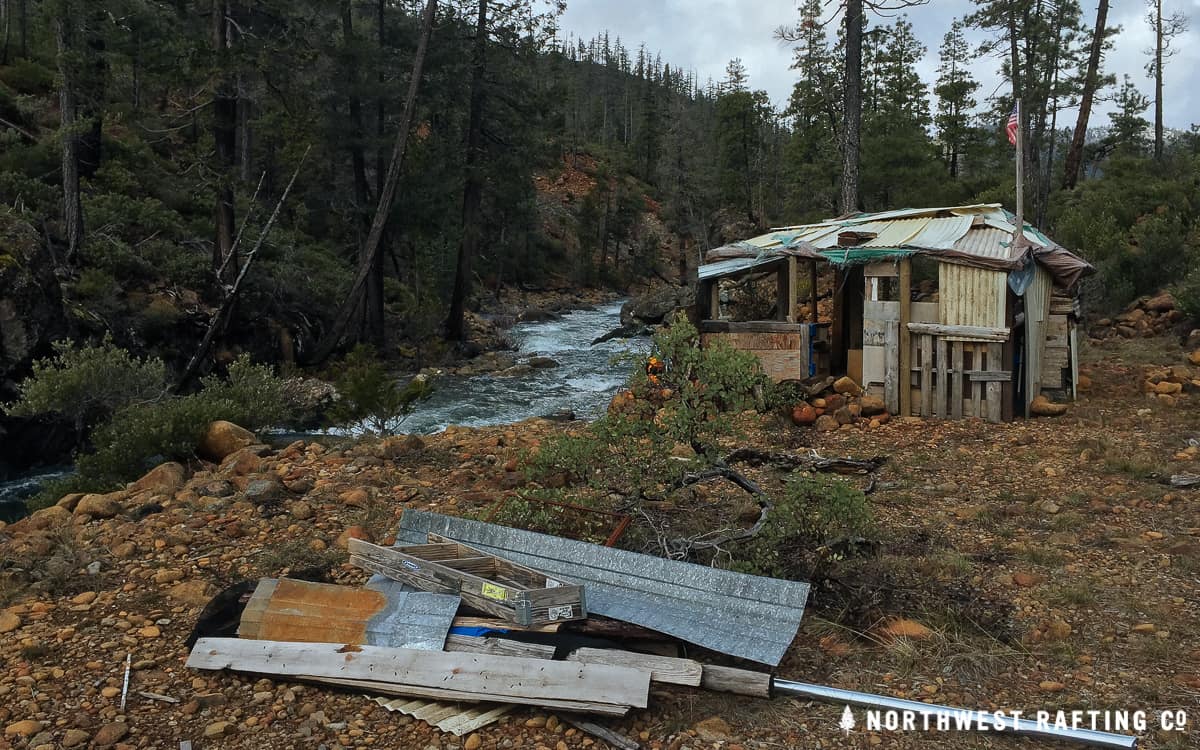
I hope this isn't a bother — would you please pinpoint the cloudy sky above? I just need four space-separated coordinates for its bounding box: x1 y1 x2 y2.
558 0 1200 129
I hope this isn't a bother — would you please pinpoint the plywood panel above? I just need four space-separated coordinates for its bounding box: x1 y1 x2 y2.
862 346 886 391
701 332 804 383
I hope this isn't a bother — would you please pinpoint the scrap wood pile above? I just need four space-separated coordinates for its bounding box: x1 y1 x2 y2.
185 509 800 747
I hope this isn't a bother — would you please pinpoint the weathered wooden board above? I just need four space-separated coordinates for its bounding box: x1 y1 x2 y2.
950 341 964 419
444 634 557 660
188 638 649 712
907 322 1008 342
309 676 632 715
702 331 805 382
566 648 703 687
350 536 586 626
700 664 773 699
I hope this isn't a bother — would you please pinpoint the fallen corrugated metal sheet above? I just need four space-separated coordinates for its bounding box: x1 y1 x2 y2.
952 226 1016 261
373 696 512 735
395 511 810 666
697 255 784 281
238 578 459 651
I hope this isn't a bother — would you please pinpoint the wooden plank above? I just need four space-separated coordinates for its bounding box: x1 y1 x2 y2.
934 336 947 419
898 258 912 417
907 322 1009 342
985 342 1002 423
700 320 805 334
799 324 811 379
809 260 819 323
863 300 900 322
777 256 798 322
919 334 933 417
965 370 1012 382
951 341 964 419
350 537 585 626
188 638 649 710
883 323 898 414
700 664 773 699
563 718 640 750
309 675 631 716
444 634 557 660
567 648 703 688
451 616 559 634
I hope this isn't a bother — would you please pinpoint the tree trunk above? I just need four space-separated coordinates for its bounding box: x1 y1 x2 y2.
310 0 438 363
343 0 383 345
1063 0 1108 189
56 14 83 262
78 6 106 180
1153 0 1164 161
840 0 862 215
212 0 238 286
2 0 11 66
18 0 26 59
445 0 489 342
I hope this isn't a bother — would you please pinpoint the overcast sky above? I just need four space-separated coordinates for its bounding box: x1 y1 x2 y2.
558 0 1200 130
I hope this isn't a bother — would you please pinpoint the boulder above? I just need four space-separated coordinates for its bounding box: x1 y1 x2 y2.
198 421 257 462
74 492 125 519
620 285 695 326
527 356 560 369
814 415 840 432
1144 292 1176 312
128 461 186 496
243 478 283 505
791 404 817 426
834 406 854 425
1189 350 1200 367
25 505 71 531
833 376 862 396
220 448 263 476
1031 394 1068 417
859 394 887 416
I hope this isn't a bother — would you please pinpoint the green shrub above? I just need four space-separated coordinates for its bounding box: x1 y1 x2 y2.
329 345 433 435
3 337 167 433
12 347 296 498
0 60 55 94
1174 267 1200 323
733 475 873 579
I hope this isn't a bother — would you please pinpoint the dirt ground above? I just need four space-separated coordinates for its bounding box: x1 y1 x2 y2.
0 333 1197 750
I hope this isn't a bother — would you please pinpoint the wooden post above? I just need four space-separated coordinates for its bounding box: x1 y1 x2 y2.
777 257 798 322
831 268 845 374
809 260 819 323
898 258 912 417
708 281 720 320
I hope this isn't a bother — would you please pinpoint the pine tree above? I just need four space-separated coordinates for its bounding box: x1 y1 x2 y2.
934 19 978 177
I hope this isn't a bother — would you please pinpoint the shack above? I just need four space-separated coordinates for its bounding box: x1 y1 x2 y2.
696 204 1093 422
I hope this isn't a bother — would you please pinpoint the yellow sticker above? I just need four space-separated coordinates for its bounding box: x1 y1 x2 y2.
481 582 508 601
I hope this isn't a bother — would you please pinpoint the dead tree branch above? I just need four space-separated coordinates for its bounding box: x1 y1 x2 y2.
724 448 887 474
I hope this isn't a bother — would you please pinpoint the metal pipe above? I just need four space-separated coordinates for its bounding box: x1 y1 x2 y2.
772 679 1137 749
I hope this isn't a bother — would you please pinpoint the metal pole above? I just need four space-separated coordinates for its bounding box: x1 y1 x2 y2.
1014 98 1025 244
771 679 1137 750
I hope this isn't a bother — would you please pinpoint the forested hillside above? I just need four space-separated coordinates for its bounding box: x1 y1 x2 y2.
0 0 1198 469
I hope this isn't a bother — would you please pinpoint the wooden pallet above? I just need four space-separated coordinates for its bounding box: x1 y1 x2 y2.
349 535 587 626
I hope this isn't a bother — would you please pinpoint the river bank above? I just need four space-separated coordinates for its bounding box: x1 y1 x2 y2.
0 333 1196 749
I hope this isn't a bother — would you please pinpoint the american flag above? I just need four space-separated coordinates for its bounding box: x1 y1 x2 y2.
1005 102 1019 146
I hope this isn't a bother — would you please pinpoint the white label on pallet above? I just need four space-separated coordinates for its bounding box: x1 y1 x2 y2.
547 605 573 621
545 578 562 588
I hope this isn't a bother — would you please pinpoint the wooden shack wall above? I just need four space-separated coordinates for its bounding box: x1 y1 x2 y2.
1024 266 1053 414
939 264 1007 328
700 331 803 382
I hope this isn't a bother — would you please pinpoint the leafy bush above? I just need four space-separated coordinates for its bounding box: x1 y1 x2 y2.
329 345 433 435
9 345 297 498
3 337 167 433
0 60 55 94
1174 267 1200 323
733 475 874 579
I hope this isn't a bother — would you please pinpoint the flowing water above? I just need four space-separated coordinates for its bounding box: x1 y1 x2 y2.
0 301 646 519
399 300 646 434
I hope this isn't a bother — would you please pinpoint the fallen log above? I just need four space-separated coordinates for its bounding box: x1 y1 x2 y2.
724 448 887 474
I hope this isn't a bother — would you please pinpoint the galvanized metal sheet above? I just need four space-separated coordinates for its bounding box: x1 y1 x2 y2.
861 218 929 248
363 578 460 651
939 264 1007 329
905 215 973 250
373 696 512 736
698 255 783 281
395 511 810 666
952 227 1015 261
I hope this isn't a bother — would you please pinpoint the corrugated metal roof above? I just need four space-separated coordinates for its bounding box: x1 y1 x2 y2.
363 578 461 650
861 218 928 248
395 511 810 666
698 255 784 281
374 696 512 736
952 227 1018 261
906 215 974 250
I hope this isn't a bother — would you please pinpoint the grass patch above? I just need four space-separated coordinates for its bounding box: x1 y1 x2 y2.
1050 582 1098 608
1018 546 1067 567
254 539 345 578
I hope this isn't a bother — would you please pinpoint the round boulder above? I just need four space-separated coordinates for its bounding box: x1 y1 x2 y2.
198 421 257 462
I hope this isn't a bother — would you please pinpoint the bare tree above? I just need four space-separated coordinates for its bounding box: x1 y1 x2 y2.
212 0 238 285
1145 0 1187 161
1063 0 1109 189
311 0 439 364
445 0 489 341
55 8 83 262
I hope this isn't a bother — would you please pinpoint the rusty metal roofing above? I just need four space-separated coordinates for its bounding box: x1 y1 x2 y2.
395 511 810 666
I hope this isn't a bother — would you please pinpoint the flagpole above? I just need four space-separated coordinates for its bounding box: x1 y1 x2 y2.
1014 98 1024 245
